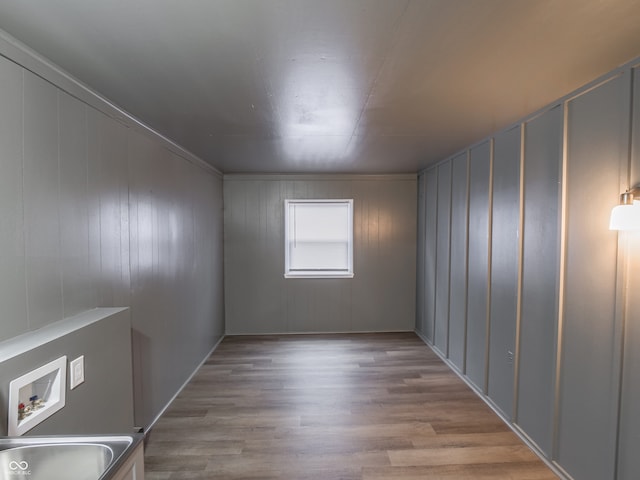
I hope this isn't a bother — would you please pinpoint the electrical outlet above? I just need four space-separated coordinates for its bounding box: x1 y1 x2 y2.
69 356 85 390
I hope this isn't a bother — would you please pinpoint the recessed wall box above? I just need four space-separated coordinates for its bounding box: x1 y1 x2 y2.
8 356 67 436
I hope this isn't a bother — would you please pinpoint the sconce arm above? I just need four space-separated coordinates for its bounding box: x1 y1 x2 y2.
620 186 640 205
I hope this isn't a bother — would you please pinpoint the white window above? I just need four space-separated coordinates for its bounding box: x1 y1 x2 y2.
284 199 354 278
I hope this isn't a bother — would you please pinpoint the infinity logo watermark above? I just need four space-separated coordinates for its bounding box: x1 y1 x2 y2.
9 461 29 470
7 460 31 476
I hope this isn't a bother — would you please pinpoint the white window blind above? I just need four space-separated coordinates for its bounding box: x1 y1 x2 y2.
285 199 354 278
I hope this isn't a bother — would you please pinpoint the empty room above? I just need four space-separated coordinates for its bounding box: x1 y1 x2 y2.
1 1 640 479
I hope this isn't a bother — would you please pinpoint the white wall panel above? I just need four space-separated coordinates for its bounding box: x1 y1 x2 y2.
434 162 451 354
23 71 63 330
466 141 491 391
448 152 468 371
0 56 26 342
488 126 521 419
557 73 630 480
517 105 562 456
224 175 416 334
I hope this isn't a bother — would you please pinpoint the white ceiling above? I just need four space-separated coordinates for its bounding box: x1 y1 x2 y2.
0 0 639 174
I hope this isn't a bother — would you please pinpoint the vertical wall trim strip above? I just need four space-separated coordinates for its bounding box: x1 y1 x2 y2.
513 123 526 422
484 138 495 395
421 173 427 334
462 150 471 374
125 122 133 332
56 91 64 316
84 105 91 308
418 173 424 330
423 173 428 336
552 100 570 463
432 169 439 343
21 68 29 329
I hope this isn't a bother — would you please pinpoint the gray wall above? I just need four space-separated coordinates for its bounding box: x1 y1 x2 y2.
488 125 520 419
0 41 224 431
423 170 438 340
416 60 640 480
224 175 417 334
518 104 562 457
618 68 640 480
447 152 468 372
465 141 491 391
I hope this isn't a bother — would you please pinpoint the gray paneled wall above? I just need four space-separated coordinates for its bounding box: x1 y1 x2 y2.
417 59 640 480
556 72 630 480
87 107 130 309
465 141 491 391
448 152 468 372
0 51 224 431
618 66 640 480
488 125 520 419
517 104 562 457
60 90 97 318
128 133 225 428
424 169 438 341
434 162 451 354
24 72 63 330
224 175 417 334
0 56 26 342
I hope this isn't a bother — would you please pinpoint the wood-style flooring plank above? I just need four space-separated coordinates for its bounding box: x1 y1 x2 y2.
144 332 558 479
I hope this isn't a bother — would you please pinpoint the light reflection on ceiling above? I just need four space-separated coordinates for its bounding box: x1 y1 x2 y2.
0 0 639 173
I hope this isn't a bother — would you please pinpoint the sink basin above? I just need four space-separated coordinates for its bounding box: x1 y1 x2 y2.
0 435 140 480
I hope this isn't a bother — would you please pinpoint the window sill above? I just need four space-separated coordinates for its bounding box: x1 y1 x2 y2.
284 272 354 279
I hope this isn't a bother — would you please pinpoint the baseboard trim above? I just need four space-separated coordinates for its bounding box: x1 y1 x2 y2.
224 329 414 336
413 329 570 480
143 333 226 435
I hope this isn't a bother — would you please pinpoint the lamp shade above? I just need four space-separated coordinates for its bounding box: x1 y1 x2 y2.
610 201 640 230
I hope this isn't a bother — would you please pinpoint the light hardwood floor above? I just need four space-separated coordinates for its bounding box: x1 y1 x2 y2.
144 333 558 479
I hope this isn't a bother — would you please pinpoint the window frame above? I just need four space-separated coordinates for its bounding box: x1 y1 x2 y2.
284 199 354 279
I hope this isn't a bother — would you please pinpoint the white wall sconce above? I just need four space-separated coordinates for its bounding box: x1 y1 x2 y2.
610 186 640 230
